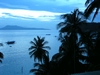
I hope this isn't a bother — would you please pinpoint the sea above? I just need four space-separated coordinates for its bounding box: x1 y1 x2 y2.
0 30 61 75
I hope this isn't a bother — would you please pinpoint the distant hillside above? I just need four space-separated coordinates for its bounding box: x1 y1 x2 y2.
59 22 100 32
0 25 50 30
80 22 100 32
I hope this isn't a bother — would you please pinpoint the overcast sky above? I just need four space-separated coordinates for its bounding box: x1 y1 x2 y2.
0 0 99 30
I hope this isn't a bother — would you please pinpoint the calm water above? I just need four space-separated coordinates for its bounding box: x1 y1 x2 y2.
0 30 61 75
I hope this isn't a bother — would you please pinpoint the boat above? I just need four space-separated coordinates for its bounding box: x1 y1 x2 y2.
46 34 51 35
0 43 3 46
6 41 15 45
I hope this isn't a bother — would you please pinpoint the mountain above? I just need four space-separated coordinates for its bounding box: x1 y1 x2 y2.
0 25 50 30
80 22 100 32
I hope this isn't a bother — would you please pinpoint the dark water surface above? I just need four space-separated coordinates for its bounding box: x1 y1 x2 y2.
0 30 61 75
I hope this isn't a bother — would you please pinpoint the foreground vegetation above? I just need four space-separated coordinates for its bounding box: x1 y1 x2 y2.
0 43 3 63
28 0 100 75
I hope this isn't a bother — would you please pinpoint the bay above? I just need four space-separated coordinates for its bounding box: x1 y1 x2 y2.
0 30 61 75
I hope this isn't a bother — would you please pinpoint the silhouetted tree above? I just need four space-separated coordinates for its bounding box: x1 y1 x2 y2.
29 36 51 63
30 62 49 75
0 43 3 63
0 52 3 63
56 9 87 74
84 0 100 21
81 31 100 71
30 54 51 75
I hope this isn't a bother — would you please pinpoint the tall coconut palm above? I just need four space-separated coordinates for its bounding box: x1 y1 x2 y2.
29 36 51 63
57 9 87 60
57 9 87 74
84 0 100 21
57 9 86 40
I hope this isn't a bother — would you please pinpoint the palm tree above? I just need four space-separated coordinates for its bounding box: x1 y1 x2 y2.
88 31 100 64
57 9 86 40
57 9 87 61
0 52 3 63
29 36 51 63
30 55 50 75
82 31 100 71
84 0 100 21
79 31 95 55
0 43 3 63
30 63 47 75
56 9 87 74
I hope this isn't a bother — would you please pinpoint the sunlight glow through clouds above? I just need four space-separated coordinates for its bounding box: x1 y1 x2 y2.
56 0 85 11
31 0 85 11
55 0 85 5
34 0 85 6
0 8 64 21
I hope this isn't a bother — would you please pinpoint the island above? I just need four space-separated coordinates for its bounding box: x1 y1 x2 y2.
0 25 50 30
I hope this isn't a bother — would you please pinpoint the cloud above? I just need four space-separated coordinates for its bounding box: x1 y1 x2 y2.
0 2 29 9
0 0 86 13
0 8 64 21
30 0 86 12
0 0 86 21
31 0 85 6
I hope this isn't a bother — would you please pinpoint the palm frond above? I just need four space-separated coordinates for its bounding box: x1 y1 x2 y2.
59 25 71 33
34 63 41 67
85 0 92 6
41 37 45 42
44 50 49 56
34 38 38 45
43 55 49 64
30 69 42 73
29 46 37 50
57 22 67 29
0 52 3 59
0 60 2 63
37 36 41 41
29 50 36 55
60 14 68 19
30 41 37 46
42 41 49 46
43 46 51 50
30 53 34 58
0 52 3 63
84 2 95 19
92 7 99 21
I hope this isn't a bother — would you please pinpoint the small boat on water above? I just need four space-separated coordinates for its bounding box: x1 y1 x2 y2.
0 43 3 46
46 34 51 35
6 41 15 45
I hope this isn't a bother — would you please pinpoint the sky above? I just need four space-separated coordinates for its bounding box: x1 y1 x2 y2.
0 0 99 30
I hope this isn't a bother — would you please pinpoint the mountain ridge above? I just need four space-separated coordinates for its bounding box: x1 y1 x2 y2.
0 25 50 30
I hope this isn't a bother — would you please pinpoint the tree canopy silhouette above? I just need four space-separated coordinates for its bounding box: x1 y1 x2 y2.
84 0 100 21
29 36 51 63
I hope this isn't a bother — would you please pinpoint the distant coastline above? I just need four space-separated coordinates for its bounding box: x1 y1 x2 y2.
0 25 50 30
